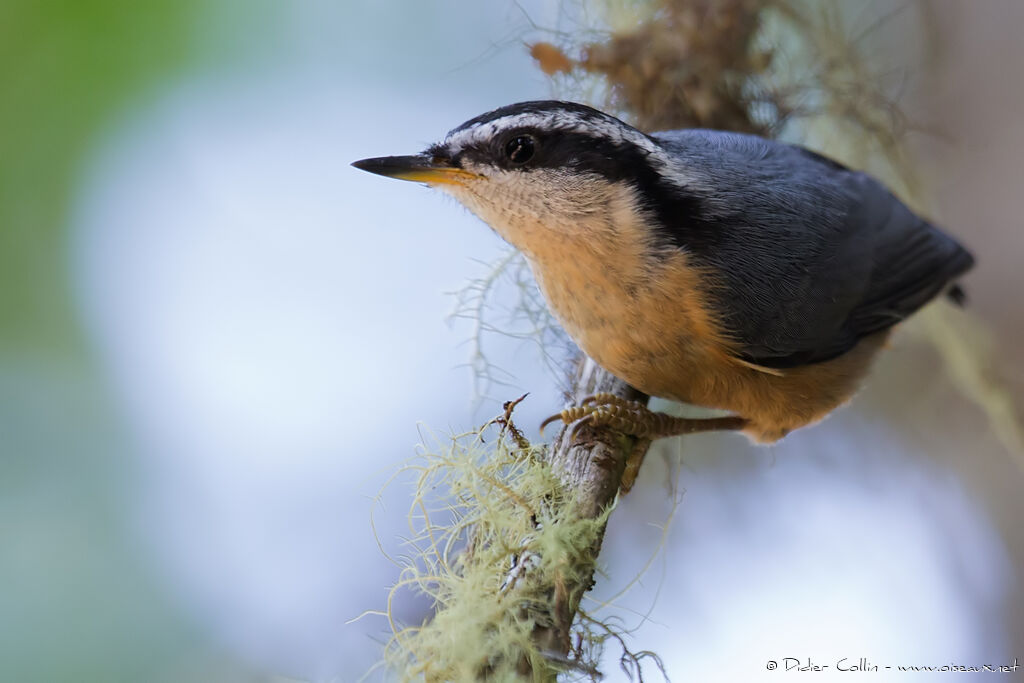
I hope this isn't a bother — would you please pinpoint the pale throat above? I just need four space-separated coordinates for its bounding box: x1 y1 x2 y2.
446 177 662 352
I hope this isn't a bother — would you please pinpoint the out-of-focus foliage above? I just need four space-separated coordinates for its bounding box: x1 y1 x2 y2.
1 3 212 682
0 0 203 354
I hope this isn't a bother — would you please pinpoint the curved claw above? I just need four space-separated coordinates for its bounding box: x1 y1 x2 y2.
539 413 565 435
569 413 596 440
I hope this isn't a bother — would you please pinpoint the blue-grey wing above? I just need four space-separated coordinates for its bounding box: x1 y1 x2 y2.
649 130 974 367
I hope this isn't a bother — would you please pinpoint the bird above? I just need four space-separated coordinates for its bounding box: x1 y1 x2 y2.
352 100 974 445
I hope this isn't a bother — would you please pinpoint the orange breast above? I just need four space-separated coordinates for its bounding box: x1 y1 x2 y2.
531 249 890 443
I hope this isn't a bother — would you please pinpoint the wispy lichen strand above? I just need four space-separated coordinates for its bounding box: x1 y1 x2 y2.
380 400 653 681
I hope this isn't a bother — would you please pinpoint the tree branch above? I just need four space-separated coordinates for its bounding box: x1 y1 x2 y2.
531 357 648 662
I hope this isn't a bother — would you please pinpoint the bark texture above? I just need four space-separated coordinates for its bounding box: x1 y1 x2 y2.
531 357 648 664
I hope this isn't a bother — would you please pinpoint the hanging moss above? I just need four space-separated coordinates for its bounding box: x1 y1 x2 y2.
378 400 628 682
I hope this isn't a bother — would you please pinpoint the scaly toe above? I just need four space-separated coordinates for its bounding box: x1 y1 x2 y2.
540 404 597 435
539 412 566 435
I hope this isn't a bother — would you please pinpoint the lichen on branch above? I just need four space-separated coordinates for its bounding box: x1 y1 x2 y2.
380 396 660 681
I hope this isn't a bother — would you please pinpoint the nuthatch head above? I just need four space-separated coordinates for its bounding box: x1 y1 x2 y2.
352 102 694 261
354 101 973 443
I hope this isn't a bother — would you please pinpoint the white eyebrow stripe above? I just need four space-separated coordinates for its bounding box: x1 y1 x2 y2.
444 111 662 157
441 108 709 193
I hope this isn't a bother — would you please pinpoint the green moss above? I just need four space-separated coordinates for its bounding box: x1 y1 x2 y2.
379 410 615 682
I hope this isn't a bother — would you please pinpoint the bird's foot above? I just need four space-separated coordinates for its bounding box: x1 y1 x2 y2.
541 392 746 440
540 392 747 492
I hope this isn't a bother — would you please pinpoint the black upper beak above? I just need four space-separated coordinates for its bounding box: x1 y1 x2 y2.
351 155 479 185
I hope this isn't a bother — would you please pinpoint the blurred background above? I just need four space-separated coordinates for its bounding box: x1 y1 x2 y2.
1 1 1022 681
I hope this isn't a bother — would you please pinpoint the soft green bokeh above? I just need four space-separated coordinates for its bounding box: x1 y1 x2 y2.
0 0 211 355
0 3 239 681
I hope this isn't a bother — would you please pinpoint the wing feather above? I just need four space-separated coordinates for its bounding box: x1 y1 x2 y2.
649 131 974 368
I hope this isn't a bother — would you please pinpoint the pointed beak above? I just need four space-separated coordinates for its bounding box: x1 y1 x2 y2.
350 154 480 185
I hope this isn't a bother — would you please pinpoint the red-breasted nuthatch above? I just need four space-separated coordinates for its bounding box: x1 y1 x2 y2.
353 101 974 443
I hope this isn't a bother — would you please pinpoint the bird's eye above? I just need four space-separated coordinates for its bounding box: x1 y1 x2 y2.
504 135 536 164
